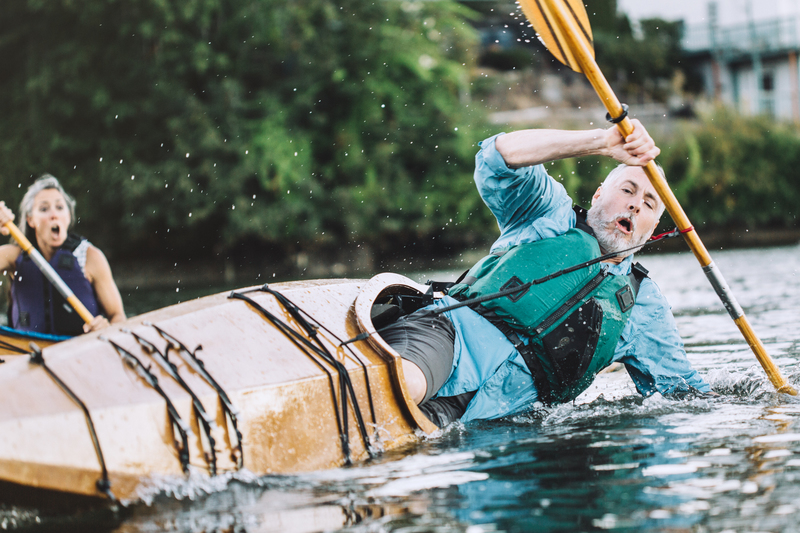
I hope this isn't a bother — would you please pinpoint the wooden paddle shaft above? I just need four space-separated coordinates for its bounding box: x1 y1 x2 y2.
544 0 796 395
3 221 95 325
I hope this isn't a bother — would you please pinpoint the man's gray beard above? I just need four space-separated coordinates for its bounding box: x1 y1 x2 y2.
585 206 649 259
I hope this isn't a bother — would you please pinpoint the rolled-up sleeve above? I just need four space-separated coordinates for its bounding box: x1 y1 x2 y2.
474 134 574 251
614 278 711 396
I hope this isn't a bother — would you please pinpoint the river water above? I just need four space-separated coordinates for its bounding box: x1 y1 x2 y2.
3 244 800 533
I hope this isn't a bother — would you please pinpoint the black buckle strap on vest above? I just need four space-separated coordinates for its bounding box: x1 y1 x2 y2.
28 343 116 501
148 323 245 470
425 279 455 298
628 262 649 297
105 338 191 474
417 280 456 306
468 304 555 404
573 205 596 237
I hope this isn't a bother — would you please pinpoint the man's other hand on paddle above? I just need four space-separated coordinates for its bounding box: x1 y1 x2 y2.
604 119 660 167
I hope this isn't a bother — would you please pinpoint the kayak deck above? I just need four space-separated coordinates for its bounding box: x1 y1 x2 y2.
0 274 439 501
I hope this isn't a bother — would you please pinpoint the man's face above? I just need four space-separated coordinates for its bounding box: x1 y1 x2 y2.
586 167 662 259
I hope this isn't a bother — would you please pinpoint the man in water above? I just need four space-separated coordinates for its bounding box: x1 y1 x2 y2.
381 119 711 427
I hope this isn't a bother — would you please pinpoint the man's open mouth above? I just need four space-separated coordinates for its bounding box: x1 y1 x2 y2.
615 217 632 234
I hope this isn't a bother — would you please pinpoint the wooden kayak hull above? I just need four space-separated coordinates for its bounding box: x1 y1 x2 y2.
0 273 439 502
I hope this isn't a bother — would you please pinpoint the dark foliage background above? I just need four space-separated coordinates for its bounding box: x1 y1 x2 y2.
0 0 492 265
0 0 797 279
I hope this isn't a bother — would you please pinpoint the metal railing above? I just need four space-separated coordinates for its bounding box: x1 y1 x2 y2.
682 17 800 56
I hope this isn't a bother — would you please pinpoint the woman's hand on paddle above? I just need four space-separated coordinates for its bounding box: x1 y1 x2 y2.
83 315 110 333
604 119 660 166
0 202 15 235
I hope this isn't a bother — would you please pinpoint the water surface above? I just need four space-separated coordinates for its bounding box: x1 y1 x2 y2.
3 244 800 533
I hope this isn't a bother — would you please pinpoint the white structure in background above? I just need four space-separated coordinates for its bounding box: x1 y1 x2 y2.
681 0 800 120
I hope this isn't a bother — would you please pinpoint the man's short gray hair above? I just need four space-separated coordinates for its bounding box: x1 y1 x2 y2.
19 174 76 239
601 163 666 219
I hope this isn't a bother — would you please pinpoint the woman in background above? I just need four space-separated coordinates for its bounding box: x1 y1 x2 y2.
0 174 125 334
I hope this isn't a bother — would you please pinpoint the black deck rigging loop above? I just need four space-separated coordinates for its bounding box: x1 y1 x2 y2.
229 287 377 463
104 338 191 473
257 285 378 435
244 286 379 456
229 291 350 461
125 329 219 476
0 339 30 355
28 343 116 501
147 323 244 470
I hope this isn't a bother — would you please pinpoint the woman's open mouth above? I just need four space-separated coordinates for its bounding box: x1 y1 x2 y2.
50 224 61 238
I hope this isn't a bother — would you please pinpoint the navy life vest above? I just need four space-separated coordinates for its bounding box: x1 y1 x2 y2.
447 207 647 405
10 233 100 336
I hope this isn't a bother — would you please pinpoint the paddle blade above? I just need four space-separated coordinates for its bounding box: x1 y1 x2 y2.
518 0 594 73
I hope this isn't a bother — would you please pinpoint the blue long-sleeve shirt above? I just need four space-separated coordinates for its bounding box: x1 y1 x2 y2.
433 133 710 422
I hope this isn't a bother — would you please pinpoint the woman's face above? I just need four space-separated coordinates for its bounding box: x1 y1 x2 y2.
27 189 71 250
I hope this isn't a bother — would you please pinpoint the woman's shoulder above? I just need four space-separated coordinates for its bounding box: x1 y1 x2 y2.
83 242 112 274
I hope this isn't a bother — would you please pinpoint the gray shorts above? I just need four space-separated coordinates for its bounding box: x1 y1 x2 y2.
379 309 456 403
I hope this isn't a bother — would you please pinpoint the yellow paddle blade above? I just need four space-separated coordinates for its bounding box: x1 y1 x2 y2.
518 0 594 73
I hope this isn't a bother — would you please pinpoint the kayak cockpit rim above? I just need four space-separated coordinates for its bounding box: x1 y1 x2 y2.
353 273 441 434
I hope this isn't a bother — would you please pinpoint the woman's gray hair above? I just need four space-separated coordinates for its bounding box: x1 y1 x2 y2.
19 174 76 239
601 163 666 219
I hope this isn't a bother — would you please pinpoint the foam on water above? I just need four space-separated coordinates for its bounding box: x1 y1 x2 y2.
130 467 263 506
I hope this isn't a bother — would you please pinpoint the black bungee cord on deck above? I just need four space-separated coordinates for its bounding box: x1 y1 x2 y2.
229 285 377 465
28 343 116 501
148 323 245 470
257 285 378 433
341 225 689 346
0 340 29 356
125 329 219 476
104 338 191 474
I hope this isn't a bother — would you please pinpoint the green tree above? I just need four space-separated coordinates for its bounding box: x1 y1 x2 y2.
0 0 487 263
659 110 800 229
585 0 683 101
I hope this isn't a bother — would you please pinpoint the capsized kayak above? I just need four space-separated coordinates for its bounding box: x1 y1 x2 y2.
0 273 441 502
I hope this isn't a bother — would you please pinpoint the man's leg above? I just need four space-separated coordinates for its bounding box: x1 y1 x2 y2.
379 309 456 404
401 359 428 404
418 390 477 428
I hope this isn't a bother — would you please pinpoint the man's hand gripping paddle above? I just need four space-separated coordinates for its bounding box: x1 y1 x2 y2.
3 221 95 326
519 0 796 395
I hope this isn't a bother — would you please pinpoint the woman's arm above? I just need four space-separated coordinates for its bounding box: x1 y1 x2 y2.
0 244 20 275
0 202 22 273
84 245 126 331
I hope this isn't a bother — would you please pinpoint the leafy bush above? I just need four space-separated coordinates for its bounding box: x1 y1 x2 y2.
659 110 800 229
0 0 487 260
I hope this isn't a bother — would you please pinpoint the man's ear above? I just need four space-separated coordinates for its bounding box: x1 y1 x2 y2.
591 186 603 205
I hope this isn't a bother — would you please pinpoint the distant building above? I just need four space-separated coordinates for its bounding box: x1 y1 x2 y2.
682 2 800 120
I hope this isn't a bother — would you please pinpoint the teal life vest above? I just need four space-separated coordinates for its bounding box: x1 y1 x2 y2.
447 217 644 405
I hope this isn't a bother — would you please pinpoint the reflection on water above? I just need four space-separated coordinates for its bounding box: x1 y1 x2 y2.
2 244 800 533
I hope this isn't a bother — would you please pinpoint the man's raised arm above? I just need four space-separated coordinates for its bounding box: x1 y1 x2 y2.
494 119 660 169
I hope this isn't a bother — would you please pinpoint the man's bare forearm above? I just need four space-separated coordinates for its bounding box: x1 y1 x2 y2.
494 128 610 169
